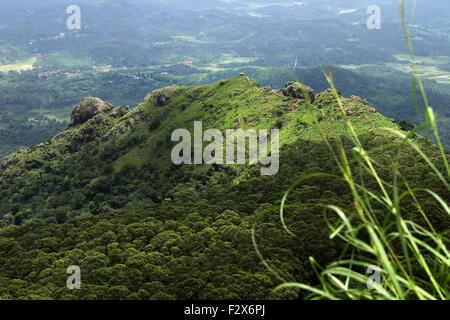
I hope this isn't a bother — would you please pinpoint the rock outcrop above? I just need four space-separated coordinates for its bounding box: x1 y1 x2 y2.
349 95 369 106
67 97 114 129
148 86 176 107
1 151 23 171
280 81 315 102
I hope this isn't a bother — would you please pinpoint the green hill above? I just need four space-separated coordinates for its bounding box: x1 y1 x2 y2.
0 76 448 300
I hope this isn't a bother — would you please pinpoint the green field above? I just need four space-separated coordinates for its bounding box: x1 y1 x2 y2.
0 56 37 72
340 54 450 85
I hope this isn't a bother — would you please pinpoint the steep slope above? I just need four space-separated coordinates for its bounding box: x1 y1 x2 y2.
0 76 448 300
0 76 396 225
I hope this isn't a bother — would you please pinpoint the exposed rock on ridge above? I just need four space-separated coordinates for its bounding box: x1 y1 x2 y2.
67 97 114 129
280 81 315 102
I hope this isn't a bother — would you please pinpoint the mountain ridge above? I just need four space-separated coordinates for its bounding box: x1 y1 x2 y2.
0 76 448 300
1 75 398 184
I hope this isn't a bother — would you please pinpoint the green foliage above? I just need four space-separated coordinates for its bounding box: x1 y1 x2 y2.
270 6 450 299
0 74 448 300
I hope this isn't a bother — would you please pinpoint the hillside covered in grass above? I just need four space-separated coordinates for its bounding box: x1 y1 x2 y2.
0 76 448 300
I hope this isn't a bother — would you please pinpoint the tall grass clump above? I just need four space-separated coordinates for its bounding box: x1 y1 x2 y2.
254 1 449 300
